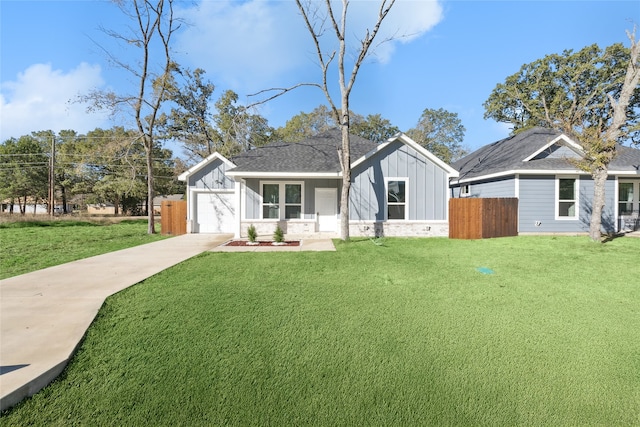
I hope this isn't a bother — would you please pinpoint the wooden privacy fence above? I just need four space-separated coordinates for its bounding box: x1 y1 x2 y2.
449 198 518 239
160 200 187 235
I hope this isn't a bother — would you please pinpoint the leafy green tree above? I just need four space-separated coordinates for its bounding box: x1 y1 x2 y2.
483 32 640 241
160 68 274 161
406 108 467 163
484 43 639 142
0 135 49 214
351 114 400 144
275 105 398 144
212 90 273 156
275 105 338 142
159 68 217 162
81 128 147 215
30 129 83 214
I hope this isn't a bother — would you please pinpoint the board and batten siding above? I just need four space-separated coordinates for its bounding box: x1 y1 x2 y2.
349 141 449 221
187 158 235 190
518 175 616 233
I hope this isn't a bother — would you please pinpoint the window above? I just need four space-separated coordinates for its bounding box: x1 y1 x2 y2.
618 182 634 215
261 182 303 220
460 184 471 197
386 179 407 220
285 184 302 219
557 177 578 219
262 183 279 219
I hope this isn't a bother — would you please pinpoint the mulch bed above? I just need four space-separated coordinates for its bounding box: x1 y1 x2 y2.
224 240 301 247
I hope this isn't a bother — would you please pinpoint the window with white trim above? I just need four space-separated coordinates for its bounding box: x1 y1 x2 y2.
618 182 635 215
262 183 280 219
261 182 303 220
284 184 302 219
386 179 407 220
557 177 578 219
460 184 471 197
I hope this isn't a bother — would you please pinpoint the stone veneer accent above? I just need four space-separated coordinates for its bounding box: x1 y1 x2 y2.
349 221 449 237
240 220 449 238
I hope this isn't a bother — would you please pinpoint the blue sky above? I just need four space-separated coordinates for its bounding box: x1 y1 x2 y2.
1 0 638 159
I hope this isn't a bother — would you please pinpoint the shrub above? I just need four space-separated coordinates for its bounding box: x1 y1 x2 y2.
273 225 284 243
247 224 257 242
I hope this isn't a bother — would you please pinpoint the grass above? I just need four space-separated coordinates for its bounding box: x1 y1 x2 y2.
2 236 640 425
0 218 166 279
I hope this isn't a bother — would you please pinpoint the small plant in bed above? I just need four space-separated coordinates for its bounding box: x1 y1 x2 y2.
247 224 259 245
273 225 285 245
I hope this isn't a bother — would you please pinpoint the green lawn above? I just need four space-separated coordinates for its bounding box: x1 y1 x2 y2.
2 236 639 425
0 219 166 280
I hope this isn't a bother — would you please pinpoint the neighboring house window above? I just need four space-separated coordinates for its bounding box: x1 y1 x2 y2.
618 182 634 215
460 184 471 197
386 178 407 220
261 182 303 220
557 177 578 219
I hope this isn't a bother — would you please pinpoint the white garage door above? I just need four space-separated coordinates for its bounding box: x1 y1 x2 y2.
196 192 235 233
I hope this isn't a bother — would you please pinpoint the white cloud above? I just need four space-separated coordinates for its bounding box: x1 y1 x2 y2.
176 1 308 91
0 63 108 141
175 0 444 91
346 0 444 63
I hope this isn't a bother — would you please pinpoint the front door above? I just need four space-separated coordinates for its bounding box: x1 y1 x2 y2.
315 188 337 232
618 180 640 231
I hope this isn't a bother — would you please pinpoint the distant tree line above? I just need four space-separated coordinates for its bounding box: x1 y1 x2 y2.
0 128 180 215
0 88 466 216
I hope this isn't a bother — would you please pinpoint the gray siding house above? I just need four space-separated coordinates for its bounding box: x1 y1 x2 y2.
178 130 459 238
450 127 640 234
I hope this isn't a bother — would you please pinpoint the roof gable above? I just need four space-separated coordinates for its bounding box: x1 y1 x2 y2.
523 134 584 161
352 132 459 177
178 152 235 181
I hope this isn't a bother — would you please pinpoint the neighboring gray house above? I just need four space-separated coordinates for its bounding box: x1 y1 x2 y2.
450 127 640 234
178 130 459 238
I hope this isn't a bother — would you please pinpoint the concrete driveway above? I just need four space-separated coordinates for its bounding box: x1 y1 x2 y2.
0 233 231 411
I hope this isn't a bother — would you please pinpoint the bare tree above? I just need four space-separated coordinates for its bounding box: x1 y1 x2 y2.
295 0 397 240
83 0 179 233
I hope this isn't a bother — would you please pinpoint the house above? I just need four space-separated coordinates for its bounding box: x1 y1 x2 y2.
450 127 640 234
1 200 73 215
86 203 116 215
178 129 459 238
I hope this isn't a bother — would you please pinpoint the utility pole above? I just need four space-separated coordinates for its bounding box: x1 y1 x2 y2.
48 135 55 216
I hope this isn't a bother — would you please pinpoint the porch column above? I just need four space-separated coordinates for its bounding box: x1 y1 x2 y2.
234 179 242 238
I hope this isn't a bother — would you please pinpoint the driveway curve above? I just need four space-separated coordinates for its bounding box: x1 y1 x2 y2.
0 233 231 411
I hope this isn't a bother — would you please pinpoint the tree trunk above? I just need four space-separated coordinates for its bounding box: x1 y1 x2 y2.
146 142 156 234
589 167 607 241
339 124 351 241
61 185 68 214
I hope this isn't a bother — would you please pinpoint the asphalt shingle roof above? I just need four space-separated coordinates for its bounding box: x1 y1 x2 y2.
452 127 640 180
229 129 378 173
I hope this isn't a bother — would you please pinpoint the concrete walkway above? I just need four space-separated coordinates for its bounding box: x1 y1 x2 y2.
0 233 336 411
0 233 231 411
